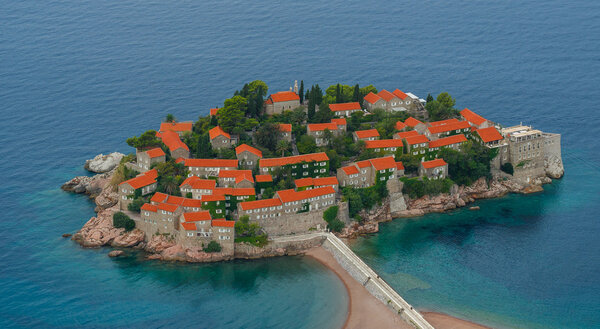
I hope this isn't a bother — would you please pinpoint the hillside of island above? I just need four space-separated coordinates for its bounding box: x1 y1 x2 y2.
62 80 564 261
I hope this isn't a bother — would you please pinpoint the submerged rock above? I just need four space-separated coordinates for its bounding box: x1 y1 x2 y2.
84 152 124 173
469 206 480 211
62 233 72 238
108 250 124 257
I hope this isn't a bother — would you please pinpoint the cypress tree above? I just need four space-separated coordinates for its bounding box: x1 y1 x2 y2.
426 93 434 103
335 84 341 103
353 84 360 102
299 80 304 104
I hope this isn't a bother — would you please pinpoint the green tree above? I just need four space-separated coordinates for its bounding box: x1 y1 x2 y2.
165 114 176 123
299 80 304 103
218 96 246 133
127 198 145 213
126 130 162 150
255 122 280 150
297 135 317 154
204 241 222 253
291 107 307 125
323 206 344 232
501 162 514 175
113 212 135 231
426 93 434 103
352 84 360 102
248 80 268 96
276 139 290 156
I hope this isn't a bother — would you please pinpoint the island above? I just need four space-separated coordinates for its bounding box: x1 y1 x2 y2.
62 80 563 329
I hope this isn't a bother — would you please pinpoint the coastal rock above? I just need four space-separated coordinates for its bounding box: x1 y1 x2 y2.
108 250 124 257
62 233 72 238
111 229 145 247
522 184 544 194
389 192 407 216
94 186 119 211
337 222 379 239
469 206 480 211
84 152 124 173
61 169 115 197
148 244 233 263
545 154 564 179
71 206 142 248
144 234 176 253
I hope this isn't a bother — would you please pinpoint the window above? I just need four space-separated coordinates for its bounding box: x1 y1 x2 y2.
303 164 308 168
216 209 222 214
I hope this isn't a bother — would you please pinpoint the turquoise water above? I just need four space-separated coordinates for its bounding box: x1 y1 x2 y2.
1 0 599 328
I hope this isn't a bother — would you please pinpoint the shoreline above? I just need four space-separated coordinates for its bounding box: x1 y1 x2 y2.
306 246 492 329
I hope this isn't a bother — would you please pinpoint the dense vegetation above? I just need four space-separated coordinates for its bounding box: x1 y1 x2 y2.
204 240 222 253
439 141 497 185
400 177 454 198
126 130 162 150
153 160 188 195
234 215 268 247
425 92 458 121
342 183 388 220
113 212 135 231
323 206 344 232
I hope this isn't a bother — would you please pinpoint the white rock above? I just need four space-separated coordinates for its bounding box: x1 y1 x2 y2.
84 152 125 173
544 154 564 179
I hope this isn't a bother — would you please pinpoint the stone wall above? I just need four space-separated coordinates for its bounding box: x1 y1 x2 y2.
234 235 326 259
254 202 350 236
543 133 564 178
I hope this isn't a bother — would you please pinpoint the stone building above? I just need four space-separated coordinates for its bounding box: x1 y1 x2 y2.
460 108 492 129
217 170 254 188
278 124 293 143
255 174 273 194
157 130 190 160
178 217 235 256
238 186 336 219
179 176 216 198
364 139 403 157
403 134 430 156
265 91 300 115
118 169 158 210
259 152 329 178
329 102 362 117
424 121 472 140
235 144 263 169
363 89 422 114
393 130 420 140
159 122 193 137
404 117 428 134
353 129 380 142
136 147 165 172
428 134 467 156
474 127 509 172
209 126 233 150
294 176 339 191
184 159 238 178
307 120 346 146
419 159 448 179
502 125 546 184
337 156 398 188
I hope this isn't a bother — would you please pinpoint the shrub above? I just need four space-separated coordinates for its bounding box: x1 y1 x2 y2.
127 198 144 213
204 241 222 253
501 162 514 175
401 177 454 199
113 212 135 231
323 206 344 232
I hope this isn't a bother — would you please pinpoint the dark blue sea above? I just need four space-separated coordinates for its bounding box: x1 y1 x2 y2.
1 0 599 328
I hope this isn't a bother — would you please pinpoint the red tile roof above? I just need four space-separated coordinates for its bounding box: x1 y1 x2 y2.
276 186 336 203
141 203 158 212
395 130 420 139
396 162 405 170
255 174 273 182
150 192 168 203
158 130 189 152
404 117 424 127
364 139 404 149
308 122 339 132
356 160 372 168
341 166 359 175
329 102 361 112
210 108 220 116
181 222 196 231
180 176 217 190
429 118 460 126
165 195 185 205
460 108 487 125
181 198 203 208
183 211 212 222
184 159 238 168
157 203 179 213
218 170 254 184
363 92 381 104
265 98 273 105
331 118 347 126
278 124 292 132
475 127 503 143
377 89 396 102
239 198 282 210
395 121 407 131
354 129 380 139
144 169 158 180
119 172 156 189
146 147 165 158
259 152 329 168
201 194 226 202
209 126 231 140
270 91 300 103
212 219 235 227
428 134 467 148
175 157 185 164
422 159 448 169
236 144 263 158
404 135 430 145
159 122 193 134
213 187 256 196
294 176 338 188
427 121 471 134
392 89 408 100
369 156 397 171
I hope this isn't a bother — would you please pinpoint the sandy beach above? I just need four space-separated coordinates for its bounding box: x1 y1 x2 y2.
306 246 492 329
421 312 492 329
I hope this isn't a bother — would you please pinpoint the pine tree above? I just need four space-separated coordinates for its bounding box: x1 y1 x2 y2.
352 84 360 102
426 93 434 103
299 80 304 104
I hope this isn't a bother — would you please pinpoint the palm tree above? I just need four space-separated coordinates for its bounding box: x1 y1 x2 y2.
276 140 290 157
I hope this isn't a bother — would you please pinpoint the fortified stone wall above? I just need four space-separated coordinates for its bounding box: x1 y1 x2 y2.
255 202 350 236
234 235 326 259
